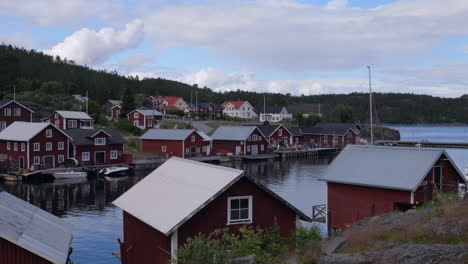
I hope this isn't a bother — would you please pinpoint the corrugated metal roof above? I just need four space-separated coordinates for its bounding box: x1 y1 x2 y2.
0 122 51 141
197 131 212 141
56 111 92 120
321 145 444 191
140 129 195 140
0 192 73 264
211 126 257 141
134 109 163 116
65 128 127 146
444 148 468 182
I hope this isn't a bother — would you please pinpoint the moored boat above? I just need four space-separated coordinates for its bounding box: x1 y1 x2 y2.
0 173 22 182
52 170 87 179
99 166 130 178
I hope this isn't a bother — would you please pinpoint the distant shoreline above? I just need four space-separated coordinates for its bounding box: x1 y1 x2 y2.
383 123 468 127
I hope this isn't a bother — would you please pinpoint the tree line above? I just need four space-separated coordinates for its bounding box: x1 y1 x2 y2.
1 44 467 124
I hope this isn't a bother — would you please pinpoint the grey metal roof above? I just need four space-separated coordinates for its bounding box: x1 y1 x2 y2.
315 123 360 134
321 145 445 191
140 129 211 141
0 192 73 264
132 109 163 116
288 127 302 136
242 123 290 137
55 111 93 120
444 148 468 182
0 122 72 141
301 125 353 136
65 128 128 146
0 99 35 113
211 126 258 141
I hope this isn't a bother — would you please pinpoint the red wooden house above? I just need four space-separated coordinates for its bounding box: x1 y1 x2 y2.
113 157 310 264
140 129 211 158
289 127 304 146
243 123 293 148
65 128 128 165
0 122 71 169
0 191 73 264
321 145 468 230
301 124 358 149
47 110 94 130
194 102 223 120
103 100 123 120
211 126 270 156
0 99 34 131
148 96 189 112
127 109 163 129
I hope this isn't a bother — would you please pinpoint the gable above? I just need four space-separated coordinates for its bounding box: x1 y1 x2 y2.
0 100 34 113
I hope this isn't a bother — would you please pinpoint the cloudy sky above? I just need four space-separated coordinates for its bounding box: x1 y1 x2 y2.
1 0 468 97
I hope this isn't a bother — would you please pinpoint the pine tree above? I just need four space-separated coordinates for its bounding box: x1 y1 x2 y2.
121 87 136 116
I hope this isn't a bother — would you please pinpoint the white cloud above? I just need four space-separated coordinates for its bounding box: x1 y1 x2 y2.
0 32 35 49
144 0 468 70
46 19 144 65
118 52 154 72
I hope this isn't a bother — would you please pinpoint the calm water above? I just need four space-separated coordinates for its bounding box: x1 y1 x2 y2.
0 155 335 264
387 125 468 142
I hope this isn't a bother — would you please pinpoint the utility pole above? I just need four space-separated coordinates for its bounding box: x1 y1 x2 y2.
86 90 89 114
195 87 198 113
13 85 15 101
263 95 266 122
367 65 373 145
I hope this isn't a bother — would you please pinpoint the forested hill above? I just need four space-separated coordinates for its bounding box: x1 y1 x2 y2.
1 44 467 124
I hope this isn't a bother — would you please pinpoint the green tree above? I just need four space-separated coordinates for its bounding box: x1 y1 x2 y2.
0 52 19 96
121 87 136 115
40 81 66 94
328 104 353 123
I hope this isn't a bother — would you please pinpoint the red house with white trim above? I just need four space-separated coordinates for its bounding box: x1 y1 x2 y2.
0 99 34 131
243 123 293 148
47 110 94 130
140 129 211 158
0 122 71 169
127 109 163 129
321 145 467 230
113 158 311 264
211 126 269 156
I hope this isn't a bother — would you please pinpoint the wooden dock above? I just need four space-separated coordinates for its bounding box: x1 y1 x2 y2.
240 154 278 161
275 147 338 159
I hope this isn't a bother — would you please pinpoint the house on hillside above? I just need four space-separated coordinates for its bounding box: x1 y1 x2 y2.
0 122 71 169
65 128 128 165
259 106 292 123
320 145 468 230
148 96 189 112
0 99 34 131
113 157 311 264
0 191 73 264
127 109 163 129
300 123 359 149
222 101 258 119
211 126 269 156
140 129 211 158
194 102 223 120
243 123 293 148
103 100 123 120
47 110 94 130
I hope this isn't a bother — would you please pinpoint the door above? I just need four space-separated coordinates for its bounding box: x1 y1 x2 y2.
19 157 24 169
95 151 106 164
251 145 258 155
190 147 197 157
433 166 442 193
44 156 54 168
235 146 242 155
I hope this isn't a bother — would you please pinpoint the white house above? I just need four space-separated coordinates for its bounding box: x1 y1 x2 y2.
259 106 292 122
221 101 258 119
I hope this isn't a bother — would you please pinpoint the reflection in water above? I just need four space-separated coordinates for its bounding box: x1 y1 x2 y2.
0 155 336 264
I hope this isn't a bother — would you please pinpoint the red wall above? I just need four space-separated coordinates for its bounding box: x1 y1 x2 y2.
48 113 64 129
0 101 33 128
303 131 356 149
269 127 291 147
75 144 125 165
128 111 162 129
182 131 211 157
141 132 210 158
327 182 410 230
213 129 269 156
0 237 52 264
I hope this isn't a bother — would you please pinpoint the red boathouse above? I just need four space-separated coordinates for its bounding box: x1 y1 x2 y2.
113 157 311 264
321 145 468 230
211 126 270 156
140 129 211 158
243 123 293 148
0 99 34 131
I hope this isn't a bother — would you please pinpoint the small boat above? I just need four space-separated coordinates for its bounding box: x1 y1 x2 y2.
99 167 130 178
0 173 22 182
52 170 87 179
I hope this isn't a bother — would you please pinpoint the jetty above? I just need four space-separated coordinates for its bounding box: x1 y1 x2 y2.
275 147 338 158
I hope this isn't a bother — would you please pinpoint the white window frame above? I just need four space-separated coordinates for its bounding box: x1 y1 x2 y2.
110 150 118 159
95 138 106 145
33 143 40 151
14 143 18 151
58 155 65 163
68 120 78 128
4 108 11 116
0 121 6 131
134 112 139 118
247 145 251 152
58 141 64 150
6 142 10 150
14 108 21 116
278 129 283 136
134 120 139 126
33 156 40 164
202 146 207 152
252 135 257 141
46 142 52 151
227 196 253 225
147 119 153 127
191 135 195 142
46 129 52 138
185 148 189 154
260 144 264 151
162 146 167 152
54 113 59 119
82 152 90 161
21 143 25 152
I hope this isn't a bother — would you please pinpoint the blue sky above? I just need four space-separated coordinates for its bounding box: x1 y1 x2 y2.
1 0 468 97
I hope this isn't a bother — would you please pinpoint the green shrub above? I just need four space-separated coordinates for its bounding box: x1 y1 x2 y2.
294 225 322 263
115 118 143 136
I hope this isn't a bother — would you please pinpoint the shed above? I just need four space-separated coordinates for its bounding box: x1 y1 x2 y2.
211 126 269 156
113 157 310 264
321 145 467 230
0 191 73 264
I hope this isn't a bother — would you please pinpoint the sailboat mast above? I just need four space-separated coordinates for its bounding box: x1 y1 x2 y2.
367 65 373 145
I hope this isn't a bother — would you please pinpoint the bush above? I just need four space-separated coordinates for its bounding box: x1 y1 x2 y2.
166 109 185 117
294 225 322 263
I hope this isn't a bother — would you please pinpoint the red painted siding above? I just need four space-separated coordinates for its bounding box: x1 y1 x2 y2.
127 111 162 129
327 182 410 230
0 237 52 264
268 127 292 147
48 112 93 129
213 129 269 156
121 212 170 264
182 131 211 157
0 101 33 129
73 131 125 165
141 140 183 157
303 131 356 149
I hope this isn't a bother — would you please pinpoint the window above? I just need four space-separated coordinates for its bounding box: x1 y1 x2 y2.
14 108 21 116
228 196 252 224
46 129 52 138
252 135 257 141
134 112 139 118
58 155 64 163
433 166 442 193
46 142 52 151
33 156 40 164
278 129 283 136
6 142 10 150
14 143 18 151
4 108 11 116
0 121 6 131
68 120 78 128
260 145 264 151
54 113 58 119
147 119 153 127
82 152 90 161
247 145 251 152
191 135 195 142
134 120 139 126
110 150 118 159
95 138 106 145
58 142 64 150
33 143 40 151
21 143 25 152
162 146 167 152
202 146 207 152
186 148 189 154
55 120 60 127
